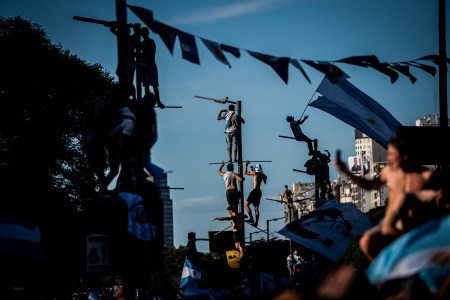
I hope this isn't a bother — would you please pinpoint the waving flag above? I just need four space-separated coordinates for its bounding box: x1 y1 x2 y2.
278 200 371 263
309 77 402 148
180 258 203 289
0 217 42 262
366 214 450 295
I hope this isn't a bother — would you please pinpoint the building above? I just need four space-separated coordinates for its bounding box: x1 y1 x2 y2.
146 163 174 248
291 182 315 221
353 130 388 212
336 114 449 213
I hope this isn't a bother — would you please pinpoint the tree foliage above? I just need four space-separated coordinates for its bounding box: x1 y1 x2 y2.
0 16 115 297
0 16 114 217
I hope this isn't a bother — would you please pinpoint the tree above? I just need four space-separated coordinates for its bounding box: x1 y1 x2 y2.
0 16 114 298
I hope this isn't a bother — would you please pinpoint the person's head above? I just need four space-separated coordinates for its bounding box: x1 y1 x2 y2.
387 136 411 167
228 104 235 111
226 163 234 171
227 205 237 214
141 26 150 38
353 157 358 164
254 164 263 173
284 185 288 189
286 116 294 122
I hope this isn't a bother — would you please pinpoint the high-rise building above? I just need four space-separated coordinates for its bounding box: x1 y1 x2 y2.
354 130 388 212
147 163 174 248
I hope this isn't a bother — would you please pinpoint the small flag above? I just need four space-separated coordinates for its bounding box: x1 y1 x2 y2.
248 50 290 84
180 258 203 289
0 217 42 262
201 38 231 68
178 31 200 65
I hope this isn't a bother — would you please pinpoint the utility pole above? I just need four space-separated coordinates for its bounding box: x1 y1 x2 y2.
195 95 246 247
438 0 448 171
115 0 129 93
236 100 245 244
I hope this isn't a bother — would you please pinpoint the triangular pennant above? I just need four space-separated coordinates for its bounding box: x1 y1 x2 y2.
150 20 177 55
368 62 399 84
290 59 311 84
127 5 153 28
418 54 450 65
220 44 240 58
247 50 290 84
405 61 436 76
178 31 200 65
302 60 349 83
388 63 417 84
337 55 380 67
200 38 231 68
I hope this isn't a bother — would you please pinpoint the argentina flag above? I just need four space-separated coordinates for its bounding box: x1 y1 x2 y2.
309 76 402 148
179 258 203 289
366 214 450 295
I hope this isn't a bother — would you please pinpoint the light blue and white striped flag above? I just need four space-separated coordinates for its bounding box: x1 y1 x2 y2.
309 76 402 148
366 214 450 294
179 258 203 289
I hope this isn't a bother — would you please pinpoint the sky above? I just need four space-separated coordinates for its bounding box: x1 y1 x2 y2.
1 0 447 252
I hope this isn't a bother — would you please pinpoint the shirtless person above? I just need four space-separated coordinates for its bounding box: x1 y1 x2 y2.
334 136 435 261
244 161 268 227
218 161 244 208
211 205 248 259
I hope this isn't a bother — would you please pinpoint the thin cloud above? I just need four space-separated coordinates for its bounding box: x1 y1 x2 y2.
174 194 222 209
166 0 294 26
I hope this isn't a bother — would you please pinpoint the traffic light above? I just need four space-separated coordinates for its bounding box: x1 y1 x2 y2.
187 232 197 256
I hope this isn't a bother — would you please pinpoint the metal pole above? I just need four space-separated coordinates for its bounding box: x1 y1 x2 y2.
134 23 142 100
236 100 245 245
439 0 448 171
116 0 129 93
266 219 270 241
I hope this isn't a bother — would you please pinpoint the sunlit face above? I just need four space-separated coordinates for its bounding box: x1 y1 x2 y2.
386 144 402 168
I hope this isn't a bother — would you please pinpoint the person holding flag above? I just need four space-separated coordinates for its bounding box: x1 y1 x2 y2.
244 161 268 228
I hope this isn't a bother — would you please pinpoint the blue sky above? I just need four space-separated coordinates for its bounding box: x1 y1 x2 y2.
1 0 446 252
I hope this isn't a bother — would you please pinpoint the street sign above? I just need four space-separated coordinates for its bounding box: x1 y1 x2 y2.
86 233 109 272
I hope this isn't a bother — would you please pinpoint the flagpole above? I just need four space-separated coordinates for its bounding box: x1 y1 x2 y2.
299 77 325 119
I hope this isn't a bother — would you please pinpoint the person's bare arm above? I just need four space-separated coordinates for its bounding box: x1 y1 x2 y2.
217 109 226 120
244 160 252 175
218 161 225 176
334 158 384 190
234 173 244 182
211 216 231 221
299 115 308 124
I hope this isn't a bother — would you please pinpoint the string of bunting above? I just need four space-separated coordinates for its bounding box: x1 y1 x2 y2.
128 5 449 85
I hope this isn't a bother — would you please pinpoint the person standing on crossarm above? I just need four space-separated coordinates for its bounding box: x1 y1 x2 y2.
218 104 245 163
211 205 248 260
244 161 268 228
278 185 294 223
218 161 244 209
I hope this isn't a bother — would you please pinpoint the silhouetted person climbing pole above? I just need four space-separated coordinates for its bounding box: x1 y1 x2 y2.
218 104 245 163
138 26 165 109
286 115 317 156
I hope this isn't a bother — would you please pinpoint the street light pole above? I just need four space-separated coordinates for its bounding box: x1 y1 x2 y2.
266 217 284 241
